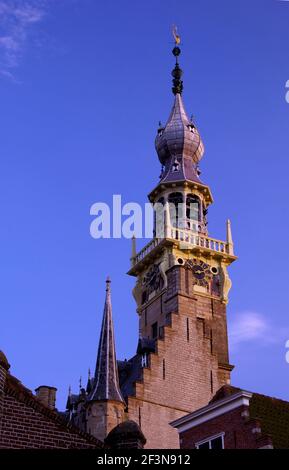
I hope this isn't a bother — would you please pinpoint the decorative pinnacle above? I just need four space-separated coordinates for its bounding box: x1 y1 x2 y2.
106 276 111 292
171 28 183 95
131 235 137 261
226 219 234 256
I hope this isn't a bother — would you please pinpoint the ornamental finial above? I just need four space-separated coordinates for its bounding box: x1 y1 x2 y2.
171 26 183 95
172 25 181 45
106 276 111 292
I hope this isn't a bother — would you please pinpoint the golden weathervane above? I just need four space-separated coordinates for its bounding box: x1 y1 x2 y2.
172 25 181 45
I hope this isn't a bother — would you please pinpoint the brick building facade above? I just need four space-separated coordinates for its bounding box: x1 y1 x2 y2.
0 352 103 449
171 385 289 449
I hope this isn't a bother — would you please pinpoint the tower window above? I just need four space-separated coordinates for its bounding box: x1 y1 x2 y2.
151 322 158 339
186 194 201 231
168 192 184 228
163 359 166 380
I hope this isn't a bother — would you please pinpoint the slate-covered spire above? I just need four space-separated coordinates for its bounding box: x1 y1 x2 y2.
89 278 124 403
155 43 204 184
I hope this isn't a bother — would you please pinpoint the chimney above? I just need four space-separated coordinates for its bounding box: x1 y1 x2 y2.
35 386 57 410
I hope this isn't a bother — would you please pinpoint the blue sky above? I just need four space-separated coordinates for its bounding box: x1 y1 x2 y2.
1 0 289 410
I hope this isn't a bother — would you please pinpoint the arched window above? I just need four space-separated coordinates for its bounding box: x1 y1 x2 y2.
186 194 201 231
168 192 184 228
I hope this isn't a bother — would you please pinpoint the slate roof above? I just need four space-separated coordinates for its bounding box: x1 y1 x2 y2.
155 93 204 184
250 392 289 449
118 355 143 400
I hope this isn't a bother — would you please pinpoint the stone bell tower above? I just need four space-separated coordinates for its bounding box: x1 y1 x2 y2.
123 43 237 449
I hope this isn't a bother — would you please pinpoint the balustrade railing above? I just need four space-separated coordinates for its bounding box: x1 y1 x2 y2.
132 226 232 266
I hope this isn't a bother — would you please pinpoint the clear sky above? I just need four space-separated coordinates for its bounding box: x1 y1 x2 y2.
1 0 289 410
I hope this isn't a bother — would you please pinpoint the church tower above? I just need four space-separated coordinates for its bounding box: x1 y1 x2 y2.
67 39 237 450
122 43 237 448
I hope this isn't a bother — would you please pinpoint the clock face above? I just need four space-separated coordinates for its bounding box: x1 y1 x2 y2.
186 259 211 287
192 264 206 280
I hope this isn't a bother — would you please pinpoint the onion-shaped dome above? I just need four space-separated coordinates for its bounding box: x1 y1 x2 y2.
155 44 204 184
155 93 204 183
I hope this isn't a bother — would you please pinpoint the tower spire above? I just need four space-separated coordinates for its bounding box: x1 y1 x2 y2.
89 278 124 403
155 38 204 184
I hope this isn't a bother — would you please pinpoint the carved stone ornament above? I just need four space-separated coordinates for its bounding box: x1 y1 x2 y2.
143 264 164 295
220 262 232 304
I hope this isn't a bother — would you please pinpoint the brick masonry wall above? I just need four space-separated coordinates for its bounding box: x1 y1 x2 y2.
0 365 6 439
0 379 102 449
179 405 272 449
128 265 231 449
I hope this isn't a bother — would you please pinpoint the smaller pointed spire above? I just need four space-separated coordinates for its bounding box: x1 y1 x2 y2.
226 219 234 255
68 385 71 397
90 278 124 404
86 368 92 394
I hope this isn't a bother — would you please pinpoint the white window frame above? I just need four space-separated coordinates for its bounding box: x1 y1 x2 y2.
195 432 225 449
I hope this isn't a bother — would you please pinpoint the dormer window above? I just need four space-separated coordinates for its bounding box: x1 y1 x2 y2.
187 124 196 134
141 353 148 368
172 159 180 172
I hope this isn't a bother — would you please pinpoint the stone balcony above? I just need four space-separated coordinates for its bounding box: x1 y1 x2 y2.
128 222 236 276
